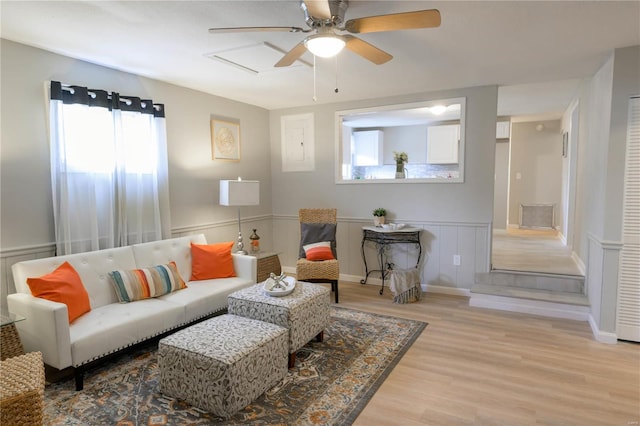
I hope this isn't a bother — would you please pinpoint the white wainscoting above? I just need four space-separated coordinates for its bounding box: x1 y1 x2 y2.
273 215 491 292
0 215 274 313
0 214 490 312
586 232 623 344
0 243 56 312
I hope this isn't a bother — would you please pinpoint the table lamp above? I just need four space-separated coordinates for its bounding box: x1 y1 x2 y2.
219 178 260 254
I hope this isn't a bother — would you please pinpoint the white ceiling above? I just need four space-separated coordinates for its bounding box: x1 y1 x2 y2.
2 1 639 121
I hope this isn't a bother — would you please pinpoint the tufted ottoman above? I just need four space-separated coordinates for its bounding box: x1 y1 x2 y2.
158 314 288 418
228 281 330 368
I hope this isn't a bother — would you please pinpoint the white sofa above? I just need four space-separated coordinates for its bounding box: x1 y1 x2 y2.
8 234 257 390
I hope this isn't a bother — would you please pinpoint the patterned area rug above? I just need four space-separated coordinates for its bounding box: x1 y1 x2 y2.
44 307 426 425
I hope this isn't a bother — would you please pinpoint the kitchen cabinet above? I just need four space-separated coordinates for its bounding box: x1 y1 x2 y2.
427 124 459 164
353 130 383 166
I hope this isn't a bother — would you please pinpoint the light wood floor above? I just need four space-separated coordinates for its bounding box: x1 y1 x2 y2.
334 281 639 426
492 229 583 276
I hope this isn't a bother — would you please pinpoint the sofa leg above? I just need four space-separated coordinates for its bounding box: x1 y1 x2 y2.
332 280 339 303
75 368 84 391
288 353 296 369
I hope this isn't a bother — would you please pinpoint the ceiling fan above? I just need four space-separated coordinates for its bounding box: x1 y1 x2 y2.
208 0 441 67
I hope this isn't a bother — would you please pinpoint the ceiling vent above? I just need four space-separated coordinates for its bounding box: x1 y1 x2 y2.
204 42 311 74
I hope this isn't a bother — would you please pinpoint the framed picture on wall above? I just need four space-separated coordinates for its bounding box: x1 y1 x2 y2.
562 131 568 157
211 119 240 161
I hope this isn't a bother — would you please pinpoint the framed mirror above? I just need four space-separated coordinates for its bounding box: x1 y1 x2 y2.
335 97 466 183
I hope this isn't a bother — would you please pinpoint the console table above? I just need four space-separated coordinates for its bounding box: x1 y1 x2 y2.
360 226 422 295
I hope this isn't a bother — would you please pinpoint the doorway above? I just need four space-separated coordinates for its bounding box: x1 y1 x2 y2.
491 113 583 278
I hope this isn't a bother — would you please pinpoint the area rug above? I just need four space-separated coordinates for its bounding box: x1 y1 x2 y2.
43 307 427 425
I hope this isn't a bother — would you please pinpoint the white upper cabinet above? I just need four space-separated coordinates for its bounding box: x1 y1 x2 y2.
352 130 383 166
427 124 459 164
496 121 511 139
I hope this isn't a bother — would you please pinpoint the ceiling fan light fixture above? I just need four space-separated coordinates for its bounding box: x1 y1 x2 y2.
304 34 345 58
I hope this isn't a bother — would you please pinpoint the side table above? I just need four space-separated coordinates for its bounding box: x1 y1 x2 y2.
251 252 282 283
1 313 25 361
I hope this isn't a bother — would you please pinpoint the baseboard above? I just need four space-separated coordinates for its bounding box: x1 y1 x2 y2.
571 251 586 275
588 314 618 344
424 284 470 297
469 292 591 321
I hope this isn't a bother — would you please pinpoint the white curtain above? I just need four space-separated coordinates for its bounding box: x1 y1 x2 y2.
48 81 170 255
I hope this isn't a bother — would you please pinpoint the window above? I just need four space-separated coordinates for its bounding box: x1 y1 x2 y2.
48 81 170 255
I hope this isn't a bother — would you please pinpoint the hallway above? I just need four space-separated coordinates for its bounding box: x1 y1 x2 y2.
492 228 583 276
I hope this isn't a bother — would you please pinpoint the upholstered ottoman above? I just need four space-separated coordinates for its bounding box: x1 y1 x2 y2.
228 281 330 368
158 314 288 418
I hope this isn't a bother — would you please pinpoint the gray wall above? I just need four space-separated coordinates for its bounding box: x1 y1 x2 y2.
269 86 498 290
508 120 563 228
577 45 639 337
0 40 274 306
493 141 510 230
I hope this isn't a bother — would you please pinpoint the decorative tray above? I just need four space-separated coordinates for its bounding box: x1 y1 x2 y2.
263 275 296 297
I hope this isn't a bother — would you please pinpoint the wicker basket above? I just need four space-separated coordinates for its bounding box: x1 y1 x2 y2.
1 323 25 361
257 254 282 283
0 351 45 426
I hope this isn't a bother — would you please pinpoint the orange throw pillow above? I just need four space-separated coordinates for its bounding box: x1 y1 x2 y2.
303 241 335 261
190 242 236 281
26 261 91 323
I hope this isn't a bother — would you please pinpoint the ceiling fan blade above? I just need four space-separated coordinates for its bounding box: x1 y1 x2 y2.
343 35 392 65
344 9 441 34
275 41 308 67
303 0 332 20
208 26 309 34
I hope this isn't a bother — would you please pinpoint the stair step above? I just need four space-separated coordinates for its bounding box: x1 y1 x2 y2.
471 283 590 306
476 270 584 293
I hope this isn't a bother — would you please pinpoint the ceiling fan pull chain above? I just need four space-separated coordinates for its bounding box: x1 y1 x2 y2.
335 55 339 94
313 54 317 102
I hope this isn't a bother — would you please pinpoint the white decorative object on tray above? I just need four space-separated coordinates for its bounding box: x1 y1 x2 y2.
264 275 296 297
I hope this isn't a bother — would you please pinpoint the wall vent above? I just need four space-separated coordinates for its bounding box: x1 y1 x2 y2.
519 203 554 229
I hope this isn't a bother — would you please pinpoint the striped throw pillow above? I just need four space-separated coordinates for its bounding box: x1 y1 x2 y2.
109 261 186 303
303 241 335 261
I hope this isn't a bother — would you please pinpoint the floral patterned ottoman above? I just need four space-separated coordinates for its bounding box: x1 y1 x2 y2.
227 281 330 368
158 314 288 418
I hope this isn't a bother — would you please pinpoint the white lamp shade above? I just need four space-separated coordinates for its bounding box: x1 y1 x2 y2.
219 180 260 206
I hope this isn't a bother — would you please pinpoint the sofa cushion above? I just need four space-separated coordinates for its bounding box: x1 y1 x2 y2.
69 298 185 367
26 261 91 323
190 242 236 280
109 261 186 303
131 234 207 285
303 241 335 261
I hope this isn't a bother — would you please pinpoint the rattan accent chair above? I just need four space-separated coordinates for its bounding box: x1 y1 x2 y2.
296 208 340 303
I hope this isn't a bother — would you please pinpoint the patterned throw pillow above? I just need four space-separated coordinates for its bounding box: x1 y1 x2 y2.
303 241 335 261
109 261 186 303
27 261 91 323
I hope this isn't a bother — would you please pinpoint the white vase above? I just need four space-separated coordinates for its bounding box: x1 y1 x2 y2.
374 216 385 227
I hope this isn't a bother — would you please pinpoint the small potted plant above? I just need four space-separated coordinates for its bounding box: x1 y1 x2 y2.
373 208 387 227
